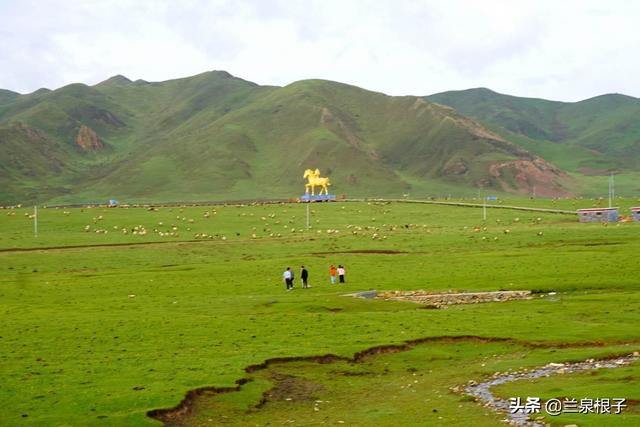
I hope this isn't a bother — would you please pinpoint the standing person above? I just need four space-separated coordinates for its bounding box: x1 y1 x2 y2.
329 264 337 285
338 265 346 283
301 265 309 289
283 267 293 291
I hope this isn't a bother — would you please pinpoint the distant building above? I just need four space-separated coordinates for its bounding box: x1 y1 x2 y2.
577 207 618 222
632 207 640 222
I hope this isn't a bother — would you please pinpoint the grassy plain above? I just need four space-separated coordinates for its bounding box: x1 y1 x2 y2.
1 200 639 426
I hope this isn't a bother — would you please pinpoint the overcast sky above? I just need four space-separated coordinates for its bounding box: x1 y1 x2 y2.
1 0 638 101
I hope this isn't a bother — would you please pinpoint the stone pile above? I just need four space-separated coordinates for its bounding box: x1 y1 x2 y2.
376 290 532 308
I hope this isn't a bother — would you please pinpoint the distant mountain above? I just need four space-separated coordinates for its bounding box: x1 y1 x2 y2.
0 89 19 105
427 88 640 173
1 72 628 204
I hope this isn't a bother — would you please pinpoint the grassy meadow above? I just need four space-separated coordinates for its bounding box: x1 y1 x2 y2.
1 200 639 426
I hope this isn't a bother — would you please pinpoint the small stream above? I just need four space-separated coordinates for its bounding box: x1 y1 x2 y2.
465 353 639 426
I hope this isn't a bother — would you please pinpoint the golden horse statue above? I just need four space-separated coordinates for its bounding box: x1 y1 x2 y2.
303 168 331 195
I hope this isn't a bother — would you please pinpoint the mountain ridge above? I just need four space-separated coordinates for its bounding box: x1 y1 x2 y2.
1 71 636 204
427 88 640 172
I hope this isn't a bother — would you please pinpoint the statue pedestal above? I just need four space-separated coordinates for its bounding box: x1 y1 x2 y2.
299 194 336 202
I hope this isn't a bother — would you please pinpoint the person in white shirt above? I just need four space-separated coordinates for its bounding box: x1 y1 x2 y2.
337 265 345 283
283 267 293 290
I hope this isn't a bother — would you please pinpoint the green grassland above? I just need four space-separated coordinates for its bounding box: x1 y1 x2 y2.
180 343 640 427
1 200 639 426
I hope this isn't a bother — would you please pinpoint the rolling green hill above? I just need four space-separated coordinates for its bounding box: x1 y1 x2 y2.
0 89 19 105
427 88 640 171
0 72 629 204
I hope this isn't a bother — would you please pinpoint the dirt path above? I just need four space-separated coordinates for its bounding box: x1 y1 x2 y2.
0 234 315 253
346 198 576 215
0 240 203 253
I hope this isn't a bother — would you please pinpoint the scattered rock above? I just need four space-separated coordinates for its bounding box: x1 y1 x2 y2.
463 353 638 427
367 290 532 308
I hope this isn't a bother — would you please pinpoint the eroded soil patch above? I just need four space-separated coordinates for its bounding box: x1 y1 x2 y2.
257 373 325 407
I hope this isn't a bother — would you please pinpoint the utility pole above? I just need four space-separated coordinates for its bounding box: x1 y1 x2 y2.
483 196 487 221
608 173 614 208
478 188 486 221
34 205 38 238
611 173 615 206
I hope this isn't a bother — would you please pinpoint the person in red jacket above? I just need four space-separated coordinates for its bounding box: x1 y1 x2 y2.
329 264 337 285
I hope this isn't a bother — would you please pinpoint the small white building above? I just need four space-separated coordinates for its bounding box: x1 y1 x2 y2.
577 207 618 222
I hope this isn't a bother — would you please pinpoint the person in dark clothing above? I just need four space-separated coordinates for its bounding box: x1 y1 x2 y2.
300 265 309 288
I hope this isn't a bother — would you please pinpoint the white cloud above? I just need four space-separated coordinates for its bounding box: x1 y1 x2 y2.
0 0 638 101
